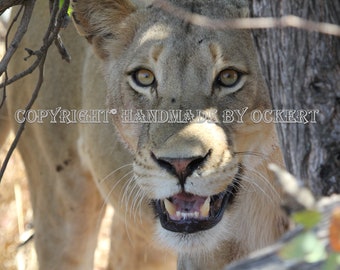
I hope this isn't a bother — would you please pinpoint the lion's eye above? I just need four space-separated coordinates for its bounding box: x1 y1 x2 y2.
216 69 240 87
132 69 155 87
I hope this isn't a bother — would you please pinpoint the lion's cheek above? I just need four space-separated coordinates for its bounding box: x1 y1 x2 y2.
112 120 144 152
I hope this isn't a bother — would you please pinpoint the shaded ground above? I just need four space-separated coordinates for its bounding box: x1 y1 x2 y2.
0 134 113 270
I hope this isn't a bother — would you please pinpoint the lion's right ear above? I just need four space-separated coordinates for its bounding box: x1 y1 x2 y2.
71 0 136 59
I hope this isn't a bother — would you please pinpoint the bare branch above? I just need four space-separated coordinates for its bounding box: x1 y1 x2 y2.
0 5 23 108
0 53 46 181
0 56 40 89
153 0 340 36
0 0 23 14
0 1 72 91
0 0 36 78
0 0 71 182
269 163 316 210
55 34 71 63
0 72 8 108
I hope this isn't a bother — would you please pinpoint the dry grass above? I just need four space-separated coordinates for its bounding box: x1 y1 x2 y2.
0 134 32 270
0 135 113 270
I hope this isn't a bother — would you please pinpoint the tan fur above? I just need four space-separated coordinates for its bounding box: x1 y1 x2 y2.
1 0 288 269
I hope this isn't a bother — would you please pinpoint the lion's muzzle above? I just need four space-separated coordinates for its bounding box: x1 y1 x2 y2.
153 167 241 234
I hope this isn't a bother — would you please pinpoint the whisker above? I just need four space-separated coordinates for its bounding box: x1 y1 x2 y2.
132 183 147 224
137 190 147 224
94 169 135 232
239 175 274 203
98 170 133 227
98 163 133 184
105 170 135 205
234 151 270 162
117 174 139 248
124 210 134 248
126 178 139 214
243 166 281 200
234 163 276 202
131 182 142 219
121 174 138 212
255 169 280 193
234 159 281 201
118 174 149 246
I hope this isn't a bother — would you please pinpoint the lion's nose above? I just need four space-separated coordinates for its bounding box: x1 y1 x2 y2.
152 151 211 187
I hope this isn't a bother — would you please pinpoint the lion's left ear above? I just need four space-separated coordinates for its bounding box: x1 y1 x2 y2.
71 0 136 59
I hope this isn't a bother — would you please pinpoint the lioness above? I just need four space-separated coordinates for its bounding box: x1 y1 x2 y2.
2 0 288 269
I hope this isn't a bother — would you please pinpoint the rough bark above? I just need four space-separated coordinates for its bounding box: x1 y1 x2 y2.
250 1 340 196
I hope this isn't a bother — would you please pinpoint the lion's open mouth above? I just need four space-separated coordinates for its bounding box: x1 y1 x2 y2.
153 177 240 234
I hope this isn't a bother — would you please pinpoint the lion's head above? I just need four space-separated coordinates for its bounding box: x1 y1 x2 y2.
72 0 286 264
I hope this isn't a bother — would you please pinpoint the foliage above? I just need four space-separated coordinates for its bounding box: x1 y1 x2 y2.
59 0 72 16
279 207 340 269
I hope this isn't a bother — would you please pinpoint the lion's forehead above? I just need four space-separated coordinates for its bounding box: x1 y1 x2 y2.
131 16 256 77
134 26 252 76
148 0 249 19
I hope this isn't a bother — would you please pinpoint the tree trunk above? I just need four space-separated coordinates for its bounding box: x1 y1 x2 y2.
250 0 340 197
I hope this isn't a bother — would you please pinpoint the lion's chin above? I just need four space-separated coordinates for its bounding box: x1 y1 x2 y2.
155 211 232 255
152 177 240 234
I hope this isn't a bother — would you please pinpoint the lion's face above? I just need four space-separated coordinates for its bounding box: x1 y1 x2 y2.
73 0 281 256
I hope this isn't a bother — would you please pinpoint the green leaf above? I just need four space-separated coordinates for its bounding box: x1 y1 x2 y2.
59 0 65 9
59 0 73 17
292 210 321 229
67 6 73 17
305 240 327 263
323 252 340 270
279 231 326 263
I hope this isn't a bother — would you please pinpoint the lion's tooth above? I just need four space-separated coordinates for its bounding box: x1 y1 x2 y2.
200 196 210 217
164 199 176 216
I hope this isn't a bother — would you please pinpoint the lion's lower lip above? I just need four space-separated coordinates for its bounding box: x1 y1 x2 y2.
152 176 241 234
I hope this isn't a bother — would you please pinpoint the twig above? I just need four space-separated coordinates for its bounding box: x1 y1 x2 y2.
153 0 340 36
54 34 71 63
0 0 71 90
0 71 8 108
269 163 316 210
0 53 46 182
0 4 24 108
0 0 23 14
0 0 71 182
0 0 36 78
0 55 40 89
